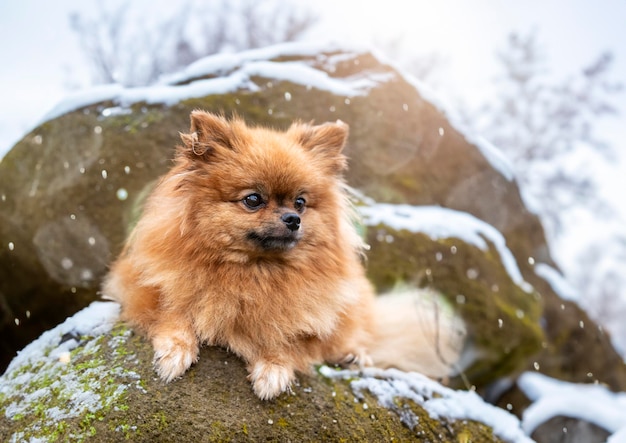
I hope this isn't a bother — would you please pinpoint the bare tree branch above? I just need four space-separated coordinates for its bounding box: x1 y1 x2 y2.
461 30 621 237
68 0 318 87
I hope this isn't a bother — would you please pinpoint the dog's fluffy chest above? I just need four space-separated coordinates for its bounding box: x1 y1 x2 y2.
190 269 351 346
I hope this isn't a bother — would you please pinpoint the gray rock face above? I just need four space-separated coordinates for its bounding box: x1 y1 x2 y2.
531 416 611 443
0 302 518 442
1 43 624 403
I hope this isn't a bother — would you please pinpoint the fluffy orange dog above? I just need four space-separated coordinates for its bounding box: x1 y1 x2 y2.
103 111 463 400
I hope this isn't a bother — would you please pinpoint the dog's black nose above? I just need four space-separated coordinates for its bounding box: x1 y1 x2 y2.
281 213 301 231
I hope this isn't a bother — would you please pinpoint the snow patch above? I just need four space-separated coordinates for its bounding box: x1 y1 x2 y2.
0 301 142 442
359 203 533 292
519 372 626 438
41 42 385 124
471 135 516 181
321 366 533 443
161 40 366 84
3 301 120 375
534 263 579 302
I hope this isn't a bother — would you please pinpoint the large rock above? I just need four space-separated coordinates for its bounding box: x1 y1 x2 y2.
360 203 544 388
1 42 624 406
0 302 529 442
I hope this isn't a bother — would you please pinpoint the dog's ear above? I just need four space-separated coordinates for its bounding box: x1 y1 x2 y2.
292 120 349 173
178 111 236 160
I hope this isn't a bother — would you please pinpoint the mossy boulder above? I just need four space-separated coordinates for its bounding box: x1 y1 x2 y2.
359 203 544 389
1 42 624 401
0 302 523 442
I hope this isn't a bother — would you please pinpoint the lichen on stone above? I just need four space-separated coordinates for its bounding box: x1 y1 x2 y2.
0 303 145 442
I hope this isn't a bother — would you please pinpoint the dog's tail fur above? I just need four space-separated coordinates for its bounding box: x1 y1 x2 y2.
368 289 468 378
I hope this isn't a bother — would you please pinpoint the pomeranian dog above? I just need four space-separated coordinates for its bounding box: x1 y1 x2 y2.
103 111 465 400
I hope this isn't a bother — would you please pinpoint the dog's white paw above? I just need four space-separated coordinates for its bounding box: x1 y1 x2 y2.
248 361 295 400
152 334 199 383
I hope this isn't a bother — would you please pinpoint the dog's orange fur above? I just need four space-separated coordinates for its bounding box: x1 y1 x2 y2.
104 111 466 400
103 111 377 399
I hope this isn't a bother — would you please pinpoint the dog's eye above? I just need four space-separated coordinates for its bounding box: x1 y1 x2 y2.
243 193 264 209
294 197 306 212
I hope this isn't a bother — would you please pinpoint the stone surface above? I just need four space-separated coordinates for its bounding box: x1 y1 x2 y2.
1 43 624 407
362 213 544 388
531 416 611 443
0 304 509 442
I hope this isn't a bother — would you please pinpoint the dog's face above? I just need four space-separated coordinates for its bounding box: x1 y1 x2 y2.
174 111 349 262
240 191 304 251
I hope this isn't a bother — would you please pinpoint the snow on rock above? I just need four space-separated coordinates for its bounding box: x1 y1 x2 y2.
41 41 390 125
470 135 517 182
518 371 626 440
359 203 534 292
160 41 360 84
321 366 534 443
160 40 375 85
534 263 580 302
3 301 120 376
36 40 515 190
40 84 125 127
0 301 143 442
370 48 517 183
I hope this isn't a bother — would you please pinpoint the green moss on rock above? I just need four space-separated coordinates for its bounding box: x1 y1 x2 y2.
0 324 142 442
1 318 509 442
365 224 544 388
